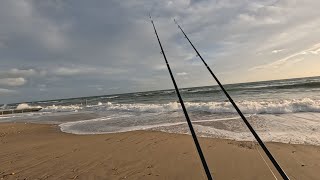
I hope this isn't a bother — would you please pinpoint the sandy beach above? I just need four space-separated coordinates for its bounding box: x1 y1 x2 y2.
0 123 319 180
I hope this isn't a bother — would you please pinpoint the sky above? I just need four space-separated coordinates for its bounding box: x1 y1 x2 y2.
0 0 320 104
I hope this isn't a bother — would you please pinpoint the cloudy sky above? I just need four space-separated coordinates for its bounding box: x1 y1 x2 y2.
1 0 320 104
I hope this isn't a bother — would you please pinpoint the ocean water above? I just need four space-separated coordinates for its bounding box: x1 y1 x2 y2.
1 76 320 145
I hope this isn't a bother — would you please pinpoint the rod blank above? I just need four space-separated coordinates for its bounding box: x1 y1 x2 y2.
150 16 214 180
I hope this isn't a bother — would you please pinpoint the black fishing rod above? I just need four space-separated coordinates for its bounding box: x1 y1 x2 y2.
174 19 290 180
150 16 213 180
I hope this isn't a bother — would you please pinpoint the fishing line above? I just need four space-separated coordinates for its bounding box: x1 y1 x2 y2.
255 143 279 180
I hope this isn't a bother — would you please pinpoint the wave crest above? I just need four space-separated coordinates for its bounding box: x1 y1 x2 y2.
99 98 320 114
38 98 320 114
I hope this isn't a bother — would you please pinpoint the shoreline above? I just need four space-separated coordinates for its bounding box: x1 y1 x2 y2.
1 122 320 179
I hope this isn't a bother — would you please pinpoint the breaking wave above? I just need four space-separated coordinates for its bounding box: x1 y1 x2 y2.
65 98 320 114
42 104 83 112
35 98 320 114
16 103 41 110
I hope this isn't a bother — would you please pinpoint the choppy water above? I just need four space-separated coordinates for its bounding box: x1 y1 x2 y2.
1 76 320 145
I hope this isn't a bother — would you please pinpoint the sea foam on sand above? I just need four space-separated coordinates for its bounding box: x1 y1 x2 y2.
59 112 320 146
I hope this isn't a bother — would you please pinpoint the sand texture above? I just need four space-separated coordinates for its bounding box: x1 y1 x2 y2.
1 123 319 180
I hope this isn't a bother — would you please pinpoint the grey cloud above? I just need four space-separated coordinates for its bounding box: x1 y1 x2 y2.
0 88 17 95
50 66 126 76
0 68 39 78
0 0 320 103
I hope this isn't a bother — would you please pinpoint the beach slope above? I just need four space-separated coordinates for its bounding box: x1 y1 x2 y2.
0 123 319 180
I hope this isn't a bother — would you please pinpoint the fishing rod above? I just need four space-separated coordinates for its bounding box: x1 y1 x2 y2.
150 16 213 180
174 19 290 180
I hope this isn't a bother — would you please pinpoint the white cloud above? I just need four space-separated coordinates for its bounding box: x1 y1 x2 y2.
0 69 45 88
0 68 44 79
250 43 320 71
237 13 281 26
0 77 27 86
51 66 125 76
51 67 89 76
177 72 188 76
0 88 17 95
153 64 167 71
272 49 285 54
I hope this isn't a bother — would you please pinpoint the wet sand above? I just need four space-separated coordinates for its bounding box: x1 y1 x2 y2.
0 123 319 180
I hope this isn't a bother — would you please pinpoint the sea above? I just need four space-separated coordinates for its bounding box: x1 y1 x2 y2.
1 76 320 145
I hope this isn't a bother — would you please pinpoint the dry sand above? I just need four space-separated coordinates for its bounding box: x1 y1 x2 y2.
0 123 319 180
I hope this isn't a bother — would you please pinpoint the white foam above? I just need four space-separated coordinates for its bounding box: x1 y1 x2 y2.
42 98 320 114
59 113 320 145
59 116 243 135
185 98 320 114
167 113 320 145
105 96 118 99
92 98 320 114
43 104 83 111
16 103 41 110
0 111 52 120
101 102 180 113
